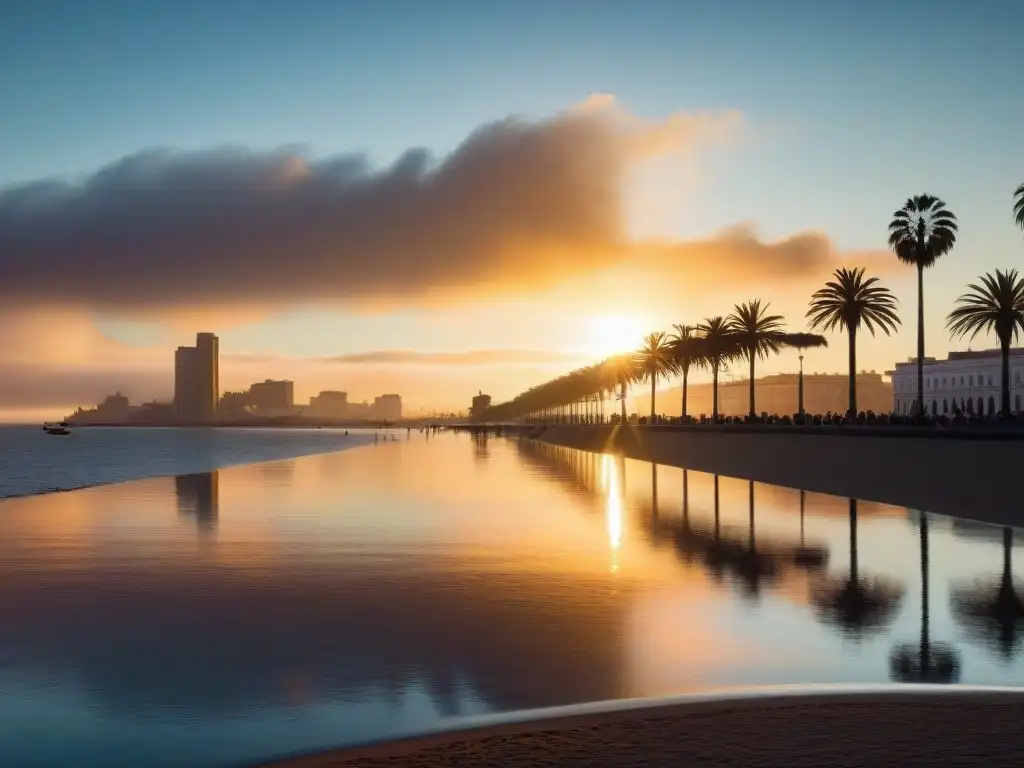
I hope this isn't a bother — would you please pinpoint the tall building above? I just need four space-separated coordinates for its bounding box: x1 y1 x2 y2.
374 394 402 421
174 332 220 422
249 379 295 411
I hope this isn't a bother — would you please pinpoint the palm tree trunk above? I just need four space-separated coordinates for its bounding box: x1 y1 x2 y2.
650 374 656 422
916 263 925 417
848 327 857 416
1001 337 1011 416
748 352 756 418
712 364 720 421
798 355 804 416
681 367 688 423
620 381 627 422
1003 527 1013 584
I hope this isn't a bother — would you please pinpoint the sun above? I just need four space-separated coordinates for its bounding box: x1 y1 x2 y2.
586 314 650 358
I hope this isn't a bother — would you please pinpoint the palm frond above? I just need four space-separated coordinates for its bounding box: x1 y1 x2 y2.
807 267 900 337
946 269 1024 349
888 193 958 269
1014 182 1024 231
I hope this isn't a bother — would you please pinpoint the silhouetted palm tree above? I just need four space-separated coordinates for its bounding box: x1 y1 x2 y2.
1015 183 1024 231
946 269 1024 416
807 267 901 415
781 333 828 416
951 527 1024 662
635 332 674 423
812 499 904 638
668 324 703 421
890 514 960 683
610 354 638 423
696 316 739 421
888 195 958 416
728 300 787 418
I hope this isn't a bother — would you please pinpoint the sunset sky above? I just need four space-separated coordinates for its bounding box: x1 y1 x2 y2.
1 0 1021 419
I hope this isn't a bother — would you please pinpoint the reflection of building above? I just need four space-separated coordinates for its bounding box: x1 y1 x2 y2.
374 394 402 422
889 349 1024 416
249 379 294 410
308 390 349 418
175 471 219 531
470 391 492 420
639 373 892 417
175 332 219 422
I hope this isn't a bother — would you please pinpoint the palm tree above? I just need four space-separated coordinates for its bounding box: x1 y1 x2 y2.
668 324 702 422
696 316 739 421
609 354 638 424
1015 183 1024 231
782 333 828 416
888 195 958 416
807 267 901 416
635 332 674 423
946 269 1024 416
727 300 786 418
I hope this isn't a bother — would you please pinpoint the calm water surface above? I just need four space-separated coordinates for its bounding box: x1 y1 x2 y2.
0 430 1021 766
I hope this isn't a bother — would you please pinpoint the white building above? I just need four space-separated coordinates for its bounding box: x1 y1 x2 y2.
888 349 1024 416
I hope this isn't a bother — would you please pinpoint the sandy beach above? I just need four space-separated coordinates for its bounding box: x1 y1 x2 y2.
261 689 1024 767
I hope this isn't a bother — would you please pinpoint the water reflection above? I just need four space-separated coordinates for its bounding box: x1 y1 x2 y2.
3 434 1024 766
891 514 961 683
175 470 219 532
812 499 904 639
951 526 1024 661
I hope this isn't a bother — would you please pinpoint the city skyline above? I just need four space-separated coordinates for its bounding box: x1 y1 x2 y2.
1 1 1022 421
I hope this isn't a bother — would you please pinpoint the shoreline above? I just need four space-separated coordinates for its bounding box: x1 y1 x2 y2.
257 686 1024 767
0 430 378 501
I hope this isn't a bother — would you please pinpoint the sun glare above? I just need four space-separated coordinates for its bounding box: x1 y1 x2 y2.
587 314 649 358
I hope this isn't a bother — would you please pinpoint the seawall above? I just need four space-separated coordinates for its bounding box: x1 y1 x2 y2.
520 425 1022 525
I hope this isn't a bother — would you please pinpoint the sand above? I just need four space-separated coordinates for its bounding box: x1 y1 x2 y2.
259 689 1024 767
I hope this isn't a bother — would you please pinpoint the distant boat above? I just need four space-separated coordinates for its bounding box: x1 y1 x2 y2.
43 422 72 436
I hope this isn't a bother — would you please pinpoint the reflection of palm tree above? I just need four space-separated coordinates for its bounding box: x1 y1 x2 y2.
951 526 1024 662
702 474 729 582
812 499 904 638
890 514 960 683
731 481 779 600
793 489 828 570
807 267 901 415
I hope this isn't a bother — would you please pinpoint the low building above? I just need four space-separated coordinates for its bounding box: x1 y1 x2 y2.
888 349 1024 416
374 394 402 422
248 379 294 411
307 390 349 419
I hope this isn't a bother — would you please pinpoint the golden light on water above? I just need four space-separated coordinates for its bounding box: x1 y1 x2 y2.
603 454 623 572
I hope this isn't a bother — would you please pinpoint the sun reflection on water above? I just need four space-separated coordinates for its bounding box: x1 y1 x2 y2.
603 454 623 572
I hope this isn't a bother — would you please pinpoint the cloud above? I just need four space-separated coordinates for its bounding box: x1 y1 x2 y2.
223 349 591 366
0 97 745 317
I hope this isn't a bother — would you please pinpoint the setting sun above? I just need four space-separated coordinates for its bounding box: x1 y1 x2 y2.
586 314 650 358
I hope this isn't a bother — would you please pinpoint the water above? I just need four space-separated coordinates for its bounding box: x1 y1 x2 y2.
0 426 376 498
0 430 1021 766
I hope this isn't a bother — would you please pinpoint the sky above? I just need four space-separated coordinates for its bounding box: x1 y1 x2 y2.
1 0 1022 419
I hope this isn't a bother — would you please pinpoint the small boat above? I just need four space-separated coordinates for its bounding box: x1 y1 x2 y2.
43 422 72 436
